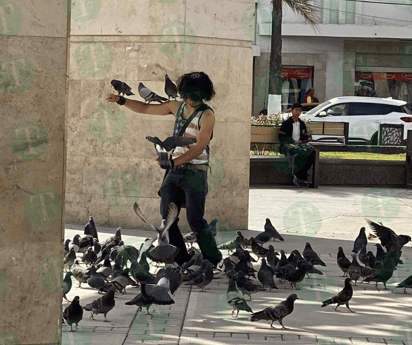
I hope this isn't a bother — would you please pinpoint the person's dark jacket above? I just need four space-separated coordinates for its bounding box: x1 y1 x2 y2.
278 117 310 153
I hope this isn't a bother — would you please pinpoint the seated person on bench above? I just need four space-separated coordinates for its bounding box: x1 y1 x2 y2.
278 103 316 187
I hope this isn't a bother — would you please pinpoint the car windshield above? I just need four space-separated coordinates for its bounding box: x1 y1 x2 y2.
305 101 331 116
405 104 412 114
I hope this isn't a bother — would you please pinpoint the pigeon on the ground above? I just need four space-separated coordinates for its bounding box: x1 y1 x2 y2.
155 266 183 295
348 254 362 285
266 245 279 271
283 267 307 289
96 255 112 278
235 270 266 300
276 250 290 270
397 275 412 293
375 244 385 261
303 242 326 266
337 247 351 277
64 239 71 257
258 258 277 290
185 259 214 292
164 75 178 100
62 272 73 303
141 277 175 306
226 278 253 318
251 237 269 259
138 82 168 103
363 251 402 290
116 245 139 270
249 294 299 329
255 218 284 244
64 248 76 268
183 232 197 248
84 285 116 321
84 216 99 241
111 79 134 96
71 260 90 288
82 247 97 266
321 278 354 312
352 227 367 253
62 296 83 332
358 246 370 267
87 265 113 292
69 235 80 253
366 219 411 252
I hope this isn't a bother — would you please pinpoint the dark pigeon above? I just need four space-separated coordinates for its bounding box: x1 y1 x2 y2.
87 265 113 292
337 247 351 277
69 234 80 253
111 79 134 96
146 135 197 152
358 246 370 267
185 260 214 292
164 74 178 100
266 245 279 271
366 219 411 252
258 258 277 290
63 296 83 332
375 244 385 261
84 216 99 241
397 275 412 293
255 218 284 244
84 285 116 321
138 82 168 103
226 278 253 318
96 255 112 278
141 277 175 306
82 247 97 266
251 237 269 259
352 227 367 253
62 272 73 303
235 270 265 300
363 251 402 290
321 278 354 312
64 248 76 268
249 294 299 329
155 266 183 295
64 239 71 257
303 242 326 266
348 254 362 285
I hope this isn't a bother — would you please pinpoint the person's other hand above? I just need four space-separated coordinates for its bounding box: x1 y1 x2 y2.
106 93 119 103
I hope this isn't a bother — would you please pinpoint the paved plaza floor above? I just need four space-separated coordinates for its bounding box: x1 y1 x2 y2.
63 186 412 345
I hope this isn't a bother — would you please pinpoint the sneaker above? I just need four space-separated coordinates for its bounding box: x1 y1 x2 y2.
292 175 299 187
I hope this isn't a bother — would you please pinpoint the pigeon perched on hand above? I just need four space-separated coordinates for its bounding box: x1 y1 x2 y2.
321 278 354 312
111 79 134 96
352 227 367 253
146 136 197 152
63 296 83 332
366 219 411 252
255 218 284 244
164 75 178 100
138 82 168 103
249 294 299 329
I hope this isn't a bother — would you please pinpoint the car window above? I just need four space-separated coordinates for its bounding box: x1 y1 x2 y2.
346 102 397 115
306 101 331 116
318 103 348 117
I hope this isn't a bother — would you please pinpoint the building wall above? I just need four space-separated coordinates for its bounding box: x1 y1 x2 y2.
0 0 68 343
65 0 255 231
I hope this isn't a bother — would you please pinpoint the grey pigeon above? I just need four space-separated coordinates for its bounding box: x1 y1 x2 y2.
348 254 362 285
235 270 266 300
321 278 354 312
87 265 112 292
397 275 412 293
226 278 253 318
138 82 168 103
337 247 351 277
146 135 197 152
366 219 411 252
358 246 370 267
111 79 134 96
266 245 279 270
64 248 76 268
141 277 175 306
84 285 116 321
64 239 71 257
69 234 80 253
255 218 284 244
185 260 214 292
155 266 183 295
183 232 197 248
62 271 73 302
258 258 277 290
70 260 90 288
96 255 112 278
249 294 299 329
62 296 83 332
125 292 153 315
82 247 97 265
303 242 326 266
352 227 367 253
164 74 178 100
251 237 269 259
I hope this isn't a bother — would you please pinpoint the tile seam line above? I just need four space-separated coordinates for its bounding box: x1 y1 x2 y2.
177 284 192 345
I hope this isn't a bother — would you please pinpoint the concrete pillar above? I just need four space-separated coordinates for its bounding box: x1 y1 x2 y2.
65 0 255 232
0 0 68 343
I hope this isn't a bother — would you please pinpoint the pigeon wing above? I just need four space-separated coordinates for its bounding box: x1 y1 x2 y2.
133 202 159 232
366 219 396 251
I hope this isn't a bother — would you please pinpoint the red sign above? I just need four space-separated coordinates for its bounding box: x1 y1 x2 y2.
355 71 412 82
282 68 313 80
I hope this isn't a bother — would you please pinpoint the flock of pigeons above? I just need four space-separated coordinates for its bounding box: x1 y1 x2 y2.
61 206 412 332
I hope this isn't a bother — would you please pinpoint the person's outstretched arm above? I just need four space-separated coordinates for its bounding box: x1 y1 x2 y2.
106 93 181 116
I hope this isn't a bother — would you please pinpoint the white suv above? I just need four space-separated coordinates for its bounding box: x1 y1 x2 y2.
299 97 412 145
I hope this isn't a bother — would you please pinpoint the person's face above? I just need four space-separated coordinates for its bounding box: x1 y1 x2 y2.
184 97 203 107
292 107 302 121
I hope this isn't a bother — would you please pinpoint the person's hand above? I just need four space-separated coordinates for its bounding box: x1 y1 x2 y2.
295 140 301 144
106 93 120 103
157 156 175 170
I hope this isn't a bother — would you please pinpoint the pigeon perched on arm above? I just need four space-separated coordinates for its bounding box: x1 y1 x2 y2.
321 278 354 312
249 294 299 329
164 75 178 100
111 79 134 96
352 227 367 253
138 82 168 103
366 219 411 252
63 296 83 332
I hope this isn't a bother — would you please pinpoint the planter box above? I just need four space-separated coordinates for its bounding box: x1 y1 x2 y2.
251 126 279 143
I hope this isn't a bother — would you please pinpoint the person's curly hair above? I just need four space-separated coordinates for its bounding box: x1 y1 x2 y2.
177 72 216 102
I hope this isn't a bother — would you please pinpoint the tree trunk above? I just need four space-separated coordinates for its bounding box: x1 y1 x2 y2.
269 0 282 96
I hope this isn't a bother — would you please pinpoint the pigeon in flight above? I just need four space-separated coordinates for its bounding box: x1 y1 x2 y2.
321 278 354 312
366 219 411 252
62 296 83 332
249 294 299 329
164 75 178 100
111 79 134 96
138 82 168 103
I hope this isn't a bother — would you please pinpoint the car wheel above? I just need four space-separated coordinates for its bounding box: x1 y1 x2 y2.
370 131 378 145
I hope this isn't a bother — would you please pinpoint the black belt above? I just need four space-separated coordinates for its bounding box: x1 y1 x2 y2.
175 164 209 172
